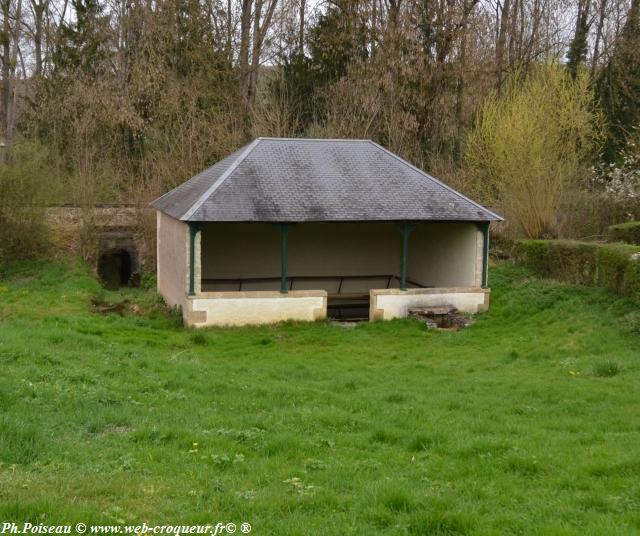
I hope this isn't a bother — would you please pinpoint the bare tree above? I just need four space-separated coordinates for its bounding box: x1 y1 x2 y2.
26 0 48 74
495 0 512 87
1 0 23 155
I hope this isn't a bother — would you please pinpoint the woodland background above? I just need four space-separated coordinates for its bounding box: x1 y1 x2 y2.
0 0 639 264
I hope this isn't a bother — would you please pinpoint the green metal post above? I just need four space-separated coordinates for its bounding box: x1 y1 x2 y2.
480 222 489 289
399 224 414 291
279 224 291 293
188 223 201 296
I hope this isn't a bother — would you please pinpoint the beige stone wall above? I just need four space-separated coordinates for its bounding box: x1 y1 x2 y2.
475 227 485 287
200 221 484 293
200 223 401 292
187 290 327 327
155 218 490 326
407 223 480 288
156 211 189 309
370 288 490 320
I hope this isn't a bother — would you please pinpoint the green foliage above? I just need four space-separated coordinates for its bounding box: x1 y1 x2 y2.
566 8 590 78
280 53 317 129
0 417 43 465
0 141 58 265
52 0 111 76
597 244 640 301
25 0 238 211
623 311 640 334
280 4 369 130
190 333 208 346
465 65 602 238
512 240 599 285
1 260 639 532
608 221 640 245
597 0 640 162
514 239 640 302
306 5 369 89
3 0 637 249
592 359 622 378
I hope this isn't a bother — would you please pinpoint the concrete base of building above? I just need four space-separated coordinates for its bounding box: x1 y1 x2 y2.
369 287 490 321
176 287 490 327
184 290 328 327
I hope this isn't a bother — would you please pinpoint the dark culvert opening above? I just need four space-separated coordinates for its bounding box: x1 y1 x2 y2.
98 248 134 290
327 296 370 321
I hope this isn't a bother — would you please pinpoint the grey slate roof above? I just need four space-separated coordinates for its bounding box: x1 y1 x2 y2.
151 138 502 222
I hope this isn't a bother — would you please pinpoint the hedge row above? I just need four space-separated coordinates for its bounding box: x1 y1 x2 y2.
511 240 600 285
513 239 640 302
608 221 640 245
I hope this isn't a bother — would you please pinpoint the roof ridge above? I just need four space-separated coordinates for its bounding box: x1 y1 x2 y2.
181 139 262 221
149 147 243 212
367 141 503 221
258 137 372 142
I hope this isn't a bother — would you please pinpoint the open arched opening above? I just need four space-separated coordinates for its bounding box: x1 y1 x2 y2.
97 248 134 290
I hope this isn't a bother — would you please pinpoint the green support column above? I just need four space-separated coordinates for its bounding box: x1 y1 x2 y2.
279 224 292 293
398 224 415 291
188 223 201 296
480 222 489 289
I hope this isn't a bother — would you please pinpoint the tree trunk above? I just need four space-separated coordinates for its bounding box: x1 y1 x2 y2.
455 0 476 150
238 0 252 108
1 0 12 156
495 0 511 89
247 0 263 107
591 0 608 77
30 0 46 75
247 0 277 107
508 0 518 65
298 0 305 54
227 0 232 64
567 0 591 77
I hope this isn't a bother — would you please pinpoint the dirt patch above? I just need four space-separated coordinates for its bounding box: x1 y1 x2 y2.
91 296 129 315
90 294 166 319
329 320 360 328
408 307 474 330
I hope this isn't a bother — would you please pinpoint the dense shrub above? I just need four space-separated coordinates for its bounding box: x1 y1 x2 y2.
0 141 57 265
591 132 640 222
628 259 640 303
512 240 599 285
597 245 637 295
608 222 640 245
598 245 640 302
465 66 601 239
489 234 516 260
514 239 640 302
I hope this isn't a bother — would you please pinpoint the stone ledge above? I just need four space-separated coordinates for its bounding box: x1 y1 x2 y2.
370 287 491 319
371 287 490 296
193 289 328 299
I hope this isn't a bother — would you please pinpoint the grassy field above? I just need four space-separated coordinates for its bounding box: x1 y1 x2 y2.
1 260 639 535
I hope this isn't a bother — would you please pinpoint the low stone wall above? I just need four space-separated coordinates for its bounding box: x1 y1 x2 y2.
46 205 154 279
185 290 328 327
46 206 144 228
370 288 490 321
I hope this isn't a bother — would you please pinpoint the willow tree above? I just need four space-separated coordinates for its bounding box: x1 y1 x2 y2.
465 65 602 238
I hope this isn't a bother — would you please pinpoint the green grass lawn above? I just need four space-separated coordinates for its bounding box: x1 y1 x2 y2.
1 260 639 535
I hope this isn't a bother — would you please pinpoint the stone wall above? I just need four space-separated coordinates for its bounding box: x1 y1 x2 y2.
370 288 490 320
187 290 328 327
46 205 154 283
